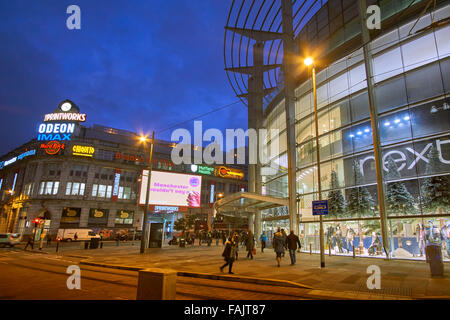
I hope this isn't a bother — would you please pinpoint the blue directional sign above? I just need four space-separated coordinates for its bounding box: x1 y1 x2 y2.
312 200 328 216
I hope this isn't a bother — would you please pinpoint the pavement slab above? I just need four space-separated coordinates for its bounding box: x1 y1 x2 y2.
16 241 450 300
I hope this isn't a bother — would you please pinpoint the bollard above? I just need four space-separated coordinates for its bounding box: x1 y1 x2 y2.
309 243 312 255
56 241 59 252
100 242 103 249
329 245 331 256
137 268 177 300
353 246 355 259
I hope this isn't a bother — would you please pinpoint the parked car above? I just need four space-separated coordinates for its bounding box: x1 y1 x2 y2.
57 229 100 242
0 233 22 247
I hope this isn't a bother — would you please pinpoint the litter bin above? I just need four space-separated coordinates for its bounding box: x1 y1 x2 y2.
84 241 89 250
425 244 444 277
179 238 186 247
89 238 100 249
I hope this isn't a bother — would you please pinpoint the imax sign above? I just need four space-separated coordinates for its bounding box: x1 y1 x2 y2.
37 123 75 141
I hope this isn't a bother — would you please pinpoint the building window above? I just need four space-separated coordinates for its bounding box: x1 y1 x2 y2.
66 182 85 196
91 184 111 198
23 183 33 196
92 184 98 197
98 185 106 198
39 181 59 195
106 185 112 198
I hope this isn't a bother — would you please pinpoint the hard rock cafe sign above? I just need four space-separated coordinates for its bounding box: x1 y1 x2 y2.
40 141 65 155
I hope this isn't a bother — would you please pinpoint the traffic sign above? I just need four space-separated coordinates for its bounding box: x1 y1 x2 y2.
312 200 328 216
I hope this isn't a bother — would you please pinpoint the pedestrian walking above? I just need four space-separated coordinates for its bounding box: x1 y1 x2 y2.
286 230 302 265
273 228 285 267
24 235 34 250
220 237 236 274
246 230 255 259
74 232 78 241
281 228 287 257
46 234 52 247
260 231 267 253
233 233 240 260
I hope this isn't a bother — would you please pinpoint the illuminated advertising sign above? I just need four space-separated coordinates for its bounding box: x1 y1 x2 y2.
112 169 121 202
215 166 244 180
17 150 36 160
40 141 65 155
191 164 214 175
148 205 188 213
0 150 36 169
210 183 215 203
115 152 144 162
139 171 202 208
72 145 95 157
11 173 18 193
37 123 75 141
44 113 86 122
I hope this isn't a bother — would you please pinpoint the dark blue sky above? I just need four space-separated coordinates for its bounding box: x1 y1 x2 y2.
0 0 247 155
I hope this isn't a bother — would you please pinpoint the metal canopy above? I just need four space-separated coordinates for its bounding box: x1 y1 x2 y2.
213 192 288 215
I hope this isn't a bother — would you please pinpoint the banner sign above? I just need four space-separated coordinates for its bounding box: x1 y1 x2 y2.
139 171 202 208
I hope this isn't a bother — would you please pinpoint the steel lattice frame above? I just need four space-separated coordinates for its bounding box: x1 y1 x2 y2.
224 0 326 107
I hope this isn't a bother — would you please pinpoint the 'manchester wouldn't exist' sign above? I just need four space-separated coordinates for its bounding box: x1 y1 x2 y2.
37 100 86 142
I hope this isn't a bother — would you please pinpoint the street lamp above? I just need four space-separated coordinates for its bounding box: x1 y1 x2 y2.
304 57 326 268
139 131 155 254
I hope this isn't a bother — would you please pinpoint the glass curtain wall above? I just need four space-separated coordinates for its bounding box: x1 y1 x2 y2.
262 4 450 261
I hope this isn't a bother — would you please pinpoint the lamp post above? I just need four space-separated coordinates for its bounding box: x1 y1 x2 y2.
140 131 155 254
304 57 325 268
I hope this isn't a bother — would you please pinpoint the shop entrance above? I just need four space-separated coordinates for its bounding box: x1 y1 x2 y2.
148 222 163 248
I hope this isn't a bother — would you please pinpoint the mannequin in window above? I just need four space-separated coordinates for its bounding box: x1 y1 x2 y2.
441 224 450 258
425 220 442 246
416 223 426 257
368 232 382 256
335 226 344 253
346 227 355 253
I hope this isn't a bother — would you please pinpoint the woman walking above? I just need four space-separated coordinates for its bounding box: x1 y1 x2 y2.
273 228 285 267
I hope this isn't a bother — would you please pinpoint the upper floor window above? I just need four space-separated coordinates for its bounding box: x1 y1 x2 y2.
65 182 85 196
39 181 59 195
92 184 112 198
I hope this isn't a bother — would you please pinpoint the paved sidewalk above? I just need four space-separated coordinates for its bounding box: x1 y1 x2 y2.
26 242 450 300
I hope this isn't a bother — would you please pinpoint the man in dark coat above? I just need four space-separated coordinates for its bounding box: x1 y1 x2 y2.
245 230 255 259
220 237 236 274
286 230 302 265
24 235 34 250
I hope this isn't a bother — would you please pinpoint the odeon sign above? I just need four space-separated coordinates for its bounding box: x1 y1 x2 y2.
37 100 86 142
37 123 75 141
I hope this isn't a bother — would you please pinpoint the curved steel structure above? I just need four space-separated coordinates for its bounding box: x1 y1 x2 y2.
224 0 326 107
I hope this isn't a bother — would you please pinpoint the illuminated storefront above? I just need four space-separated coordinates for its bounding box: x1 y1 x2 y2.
258 2 450 261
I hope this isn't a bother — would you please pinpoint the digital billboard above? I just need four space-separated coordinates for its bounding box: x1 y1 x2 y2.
139 170 202 208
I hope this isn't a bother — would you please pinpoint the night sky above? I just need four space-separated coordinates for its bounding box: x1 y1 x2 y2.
0 0 247 155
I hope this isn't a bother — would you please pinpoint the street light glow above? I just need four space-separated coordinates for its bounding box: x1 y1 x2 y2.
304 57 313 66
139 136 148 143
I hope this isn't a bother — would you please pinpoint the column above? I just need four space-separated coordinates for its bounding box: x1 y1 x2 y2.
358 0 390 258
79 207 89 228
281 0 299 235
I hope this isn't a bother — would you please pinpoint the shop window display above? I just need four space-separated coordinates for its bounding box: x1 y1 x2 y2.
388 218 450 261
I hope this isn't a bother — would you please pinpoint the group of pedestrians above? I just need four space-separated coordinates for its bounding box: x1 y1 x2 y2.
220 227 302 273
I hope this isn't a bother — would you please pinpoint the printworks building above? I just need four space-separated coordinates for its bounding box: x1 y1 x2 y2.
0 100 247 239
